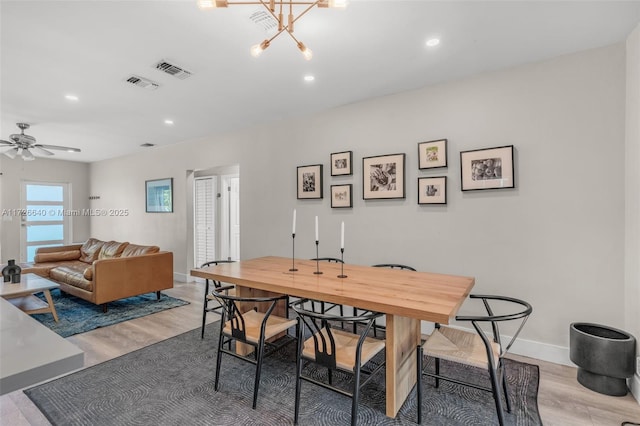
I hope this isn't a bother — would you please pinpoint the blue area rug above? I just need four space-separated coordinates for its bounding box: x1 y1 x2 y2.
32 289 189 338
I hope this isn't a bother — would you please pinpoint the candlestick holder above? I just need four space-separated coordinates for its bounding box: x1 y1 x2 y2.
337 248 347 278
289 233 298 272
313 241 323 275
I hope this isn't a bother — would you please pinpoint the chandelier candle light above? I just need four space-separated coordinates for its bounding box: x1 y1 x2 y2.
289 209 298 272
197 0 347 60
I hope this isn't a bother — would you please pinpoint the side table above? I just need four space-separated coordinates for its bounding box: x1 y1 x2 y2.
0 273 60 322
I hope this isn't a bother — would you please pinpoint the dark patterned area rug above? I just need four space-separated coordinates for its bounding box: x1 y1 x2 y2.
24 325 541 426
32 289 189 337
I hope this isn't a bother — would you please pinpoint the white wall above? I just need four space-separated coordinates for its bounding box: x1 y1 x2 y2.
90 44 627 364
625 22 640 400
0 157 90 262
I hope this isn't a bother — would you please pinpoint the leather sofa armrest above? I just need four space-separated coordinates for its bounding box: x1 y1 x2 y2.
92 252 173 305
35 244 83 255
34 244 83 263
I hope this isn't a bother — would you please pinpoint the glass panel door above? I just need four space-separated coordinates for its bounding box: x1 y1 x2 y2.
20 182 70 262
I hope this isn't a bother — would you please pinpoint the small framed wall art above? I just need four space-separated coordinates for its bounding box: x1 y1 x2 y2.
331 184 352 208
330 151 353 176
146 178 173 213
418 176 447 204
418 139 448 169
362 153 405 200
297 164 323 199
460 145 515 191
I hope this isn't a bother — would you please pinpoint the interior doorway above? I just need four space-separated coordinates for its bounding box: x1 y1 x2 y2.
192 165 240 268
220 174 240 261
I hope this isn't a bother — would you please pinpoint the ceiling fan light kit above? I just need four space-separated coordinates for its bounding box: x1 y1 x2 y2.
0 123 81 161
198 0 346 60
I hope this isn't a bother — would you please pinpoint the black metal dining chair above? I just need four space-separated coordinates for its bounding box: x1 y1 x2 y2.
416 294 533 425
200 260 235 339
210 285 297 409
291 299 386 426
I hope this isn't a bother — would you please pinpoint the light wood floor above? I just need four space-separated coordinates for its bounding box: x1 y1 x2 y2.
1 281 639 425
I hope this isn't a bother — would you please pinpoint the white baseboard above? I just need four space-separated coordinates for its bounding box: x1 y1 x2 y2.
173 272 192 283
630 374 640 405
508 336 573 366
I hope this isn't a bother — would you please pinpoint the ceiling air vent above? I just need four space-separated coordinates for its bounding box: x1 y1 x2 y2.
249 9 278 32
155 60 193 80
125 75 160 90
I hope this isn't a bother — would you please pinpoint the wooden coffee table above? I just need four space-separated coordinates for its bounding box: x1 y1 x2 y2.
0 273 60 322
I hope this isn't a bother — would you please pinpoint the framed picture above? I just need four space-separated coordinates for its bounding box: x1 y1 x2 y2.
331 184 352 208
418 139 447 169
297 164 323 199
146 178 173 213
460 145 515 191
362 153 405 200
418 176 447 204
331 151 353 176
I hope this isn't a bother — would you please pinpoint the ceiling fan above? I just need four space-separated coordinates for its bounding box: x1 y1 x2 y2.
0 123 81 161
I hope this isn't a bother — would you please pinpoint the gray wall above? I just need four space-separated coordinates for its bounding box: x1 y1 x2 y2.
89 43 627 364
0 157 90 261
625 22 640 396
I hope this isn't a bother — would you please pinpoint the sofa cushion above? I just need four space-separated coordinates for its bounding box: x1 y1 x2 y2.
98 241 129 260
20 262 76 278
34 250 81 263
79 238 105 264
83 265 93 281
121 244 160 257
50 263 93 292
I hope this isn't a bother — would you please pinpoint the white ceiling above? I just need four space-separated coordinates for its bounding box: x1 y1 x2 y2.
1 0 639 163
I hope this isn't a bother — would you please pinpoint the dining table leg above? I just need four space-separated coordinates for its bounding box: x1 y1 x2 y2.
385 314 421 417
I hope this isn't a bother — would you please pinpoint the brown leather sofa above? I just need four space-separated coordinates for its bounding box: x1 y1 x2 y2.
22 238 173 310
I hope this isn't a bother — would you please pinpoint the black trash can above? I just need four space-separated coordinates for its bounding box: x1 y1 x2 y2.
569 322 636 396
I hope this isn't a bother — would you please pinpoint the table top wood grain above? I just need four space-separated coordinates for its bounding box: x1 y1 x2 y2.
191 256 474 324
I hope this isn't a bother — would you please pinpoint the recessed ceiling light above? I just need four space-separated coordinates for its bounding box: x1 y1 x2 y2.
164 119 174 125
426 38 440 47
304 75 315 82
65 94 79 101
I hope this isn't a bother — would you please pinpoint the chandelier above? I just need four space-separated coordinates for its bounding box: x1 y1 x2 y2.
197 0 346 60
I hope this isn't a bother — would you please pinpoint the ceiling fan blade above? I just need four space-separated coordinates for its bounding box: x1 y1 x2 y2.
0 139 14 145
37 144 81 153
31 145 55 156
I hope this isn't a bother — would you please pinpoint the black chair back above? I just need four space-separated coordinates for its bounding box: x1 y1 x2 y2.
291 299 381 370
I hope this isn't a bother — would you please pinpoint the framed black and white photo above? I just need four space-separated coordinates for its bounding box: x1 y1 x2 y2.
418 139 447 169
418 176 447 204
362 153 405 200
146 178 173 213
460 145 515 191
297 164 323 199
331 184 352 208
331 151 353 176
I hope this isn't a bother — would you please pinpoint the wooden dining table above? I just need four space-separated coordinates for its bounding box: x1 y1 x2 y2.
191 256 474 418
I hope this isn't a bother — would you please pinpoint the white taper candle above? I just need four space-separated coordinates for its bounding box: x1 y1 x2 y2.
341 221 344 249
292 209 296 234
315 216 319 241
